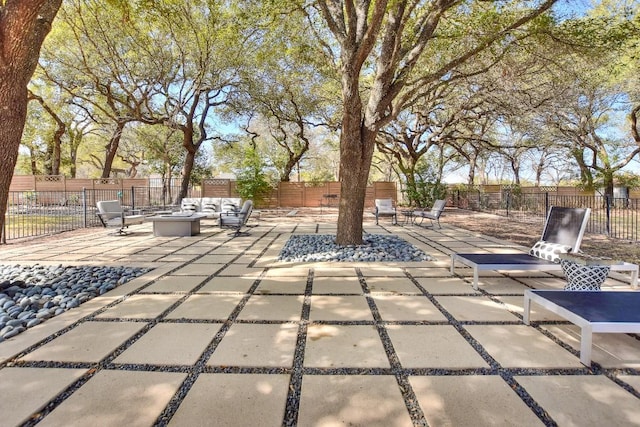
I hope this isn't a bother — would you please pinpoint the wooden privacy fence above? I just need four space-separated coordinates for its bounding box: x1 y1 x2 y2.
8 176 397 208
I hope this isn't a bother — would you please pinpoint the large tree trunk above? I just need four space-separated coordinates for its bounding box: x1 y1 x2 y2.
0 0 62 239
602 170 615 200
178 149 195 204
336 132 375 245
335 69 377 245
0 81 29 226
101 121 126 178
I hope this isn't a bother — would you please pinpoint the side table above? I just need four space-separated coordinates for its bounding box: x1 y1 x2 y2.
400 210 414 225
559 253 622 291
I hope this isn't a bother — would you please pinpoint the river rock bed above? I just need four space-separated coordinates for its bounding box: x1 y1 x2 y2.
278 234 431 262
0 264 152 342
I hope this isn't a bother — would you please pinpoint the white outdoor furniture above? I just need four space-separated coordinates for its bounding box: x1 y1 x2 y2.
146 213 209 237
96 200 145 235
451 206 590 290
523 290 640 366
413 199 446 228
179 197 242 218
374 198 397 225
220 200 253 237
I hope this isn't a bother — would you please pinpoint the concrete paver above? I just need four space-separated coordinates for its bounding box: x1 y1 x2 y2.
113 323 222 365
164 294 243 320
465 324 584 368
237 295 304 321
20 321 147 363
0 367 87 426
415 276 479 294
435 295 519 322
386 325 489 368
168 373 290 427
372 295 447 321
95 294 183 319
38 370 186 427
140 275 208 293
543 324 640 369
311 276 362 294
298 375 413 427
309 296 374 321
366 277 422 294
305 324 390 368
254 276 308 294
198 276 255 293
516 375 640 426
207 323 298 367
411 376 544 426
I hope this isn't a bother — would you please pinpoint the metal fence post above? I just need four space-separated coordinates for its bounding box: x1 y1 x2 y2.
544 192 549 218
82 188 87 228
606 195 611 236
131 186 135 210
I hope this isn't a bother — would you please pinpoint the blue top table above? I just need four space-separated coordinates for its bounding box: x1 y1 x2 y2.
523 290 640 365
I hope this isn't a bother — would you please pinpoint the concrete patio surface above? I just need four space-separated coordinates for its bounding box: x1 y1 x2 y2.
1 212 639 426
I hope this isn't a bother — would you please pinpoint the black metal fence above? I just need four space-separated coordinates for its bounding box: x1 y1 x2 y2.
1 187 191 243
4 187 640 243
451 189 640 241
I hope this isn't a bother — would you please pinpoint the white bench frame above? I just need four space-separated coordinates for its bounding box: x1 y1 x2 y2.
524 290 640 365
450 253 638 290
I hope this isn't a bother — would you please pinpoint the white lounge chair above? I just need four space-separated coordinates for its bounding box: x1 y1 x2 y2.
451 206 594 290
374 198 397 225
219 200 253 237
413 199 446 228
96 200 145 235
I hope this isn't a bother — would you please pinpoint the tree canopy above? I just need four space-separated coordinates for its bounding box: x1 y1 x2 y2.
3 0 640 243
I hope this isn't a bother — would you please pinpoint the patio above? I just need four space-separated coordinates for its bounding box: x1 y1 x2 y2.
0 213 639 426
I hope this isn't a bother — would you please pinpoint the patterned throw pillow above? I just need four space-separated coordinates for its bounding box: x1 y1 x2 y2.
529 240 572 262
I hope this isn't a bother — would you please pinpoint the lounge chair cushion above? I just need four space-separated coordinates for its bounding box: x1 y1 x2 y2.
529 240 572 262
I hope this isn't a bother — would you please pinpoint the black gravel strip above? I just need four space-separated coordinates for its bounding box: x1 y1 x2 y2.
204 366 292 375
281 268 314 426
406 272 502 370
19 370 97 427
301 367 396 375
153 265 270 426
6 225 640 426
502 376 557 427
523 321 586 367
603 372 640 399
248 230 281 268
404 270 560 426
9 229 273 427
357 268 428 426
17 317 163 426
10 361 96 370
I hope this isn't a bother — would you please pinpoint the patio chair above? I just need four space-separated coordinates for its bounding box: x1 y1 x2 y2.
413 199 446 228
374 198 397 225
450 206 592 290
96 200 145 235
219 199 253 237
